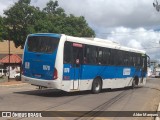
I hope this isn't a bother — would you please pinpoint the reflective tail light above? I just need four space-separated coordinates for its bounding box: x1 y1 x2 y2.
53 68 58 80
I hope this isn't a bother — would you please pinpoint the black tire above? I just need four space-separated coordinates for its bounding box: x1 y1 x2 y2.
92 78 102 94
15 76 21 81
131 79 136 89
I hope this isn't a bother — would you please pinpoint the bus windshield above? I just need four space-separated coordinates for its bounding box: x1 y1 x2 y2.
27 36 60 54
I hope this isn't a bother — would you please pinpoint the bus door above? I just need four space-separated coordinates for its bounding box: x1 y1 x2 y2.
141 55 147 83
72 43 83 90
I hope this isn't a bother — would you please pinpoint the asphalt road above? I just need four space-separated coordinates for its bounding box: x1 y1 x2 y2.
0 78 160 120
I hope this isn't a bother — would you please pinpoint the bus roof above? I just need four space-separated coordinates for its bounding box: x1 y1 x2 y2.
27 33 146 54
29 33 61 38
65 35 146 54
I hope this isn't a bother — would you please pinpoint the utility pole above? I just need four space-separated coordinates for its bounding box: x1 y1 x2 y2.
8 39 10 82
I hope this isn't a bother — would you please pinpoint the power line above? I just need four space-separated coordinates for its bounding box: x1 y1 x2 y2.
97 30 160 35
143 47 160 49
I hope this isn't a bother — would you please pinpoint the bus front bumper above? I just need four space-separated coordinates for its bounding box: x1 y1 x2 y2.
22 75 61 89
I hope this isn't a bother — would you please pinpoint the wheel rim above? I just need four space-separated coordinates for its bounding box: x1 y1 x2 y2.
95 81 100 91
132 80 135 87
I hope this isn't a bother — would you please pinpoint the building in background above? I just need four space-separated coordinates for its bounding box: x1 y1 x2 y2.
149 60 160 77
0 40 23 79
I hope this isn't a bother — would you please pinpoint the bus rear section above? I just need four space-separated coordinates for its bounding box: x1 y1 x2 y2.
22 34 61 88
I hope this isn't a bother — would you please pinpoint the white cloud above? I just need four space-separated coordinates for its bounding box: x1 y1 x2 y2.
1 0 160 60
30 0 47 9
1 0 159 28
57 0 160 28
127 39 143 49
105 27 160 60
0 1 15 16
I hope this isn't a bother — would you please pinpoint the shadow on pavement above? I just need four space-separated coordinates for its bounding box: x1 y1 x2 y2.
14 86 139 97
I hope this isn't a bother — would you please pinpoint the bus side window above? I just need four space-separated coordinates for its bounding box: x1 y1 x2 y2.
110 49 115 65
129 53 134 66
83 45 88 64
124 52 129 66
141 55 147 71
85 45 98 64
91 46 98 64
117 50 123 66
144 55 148 71
133 53 141 67
137 55 141 67
103 48 111 65
132 53 136 66
64 42 72 64
84 45 89 64
71 43 84 66
113 49 118 65
98 47 103 65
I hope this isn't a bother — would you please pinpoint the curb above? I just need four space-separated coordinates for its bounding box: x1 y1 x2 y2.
155 103 160 120
0 83 28 87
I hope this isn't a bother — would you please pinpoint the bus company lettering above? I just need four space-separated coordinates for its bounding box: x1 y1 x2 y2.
123 68 131 75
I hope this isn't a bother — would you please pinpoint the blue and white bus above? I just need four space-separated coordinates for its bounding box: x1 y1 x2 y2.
22 33 148 93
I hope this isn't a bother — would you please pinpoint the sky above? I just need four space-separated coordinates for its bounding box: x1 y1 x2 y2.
0 0 160 61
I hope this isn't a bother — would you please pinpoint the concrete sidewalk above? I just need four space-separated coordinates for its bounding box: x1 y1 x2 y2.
0 79 27 87
156 103 160 120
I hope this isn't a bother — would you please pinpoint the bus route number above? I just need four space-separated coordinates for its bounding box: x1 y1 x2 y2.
43 65 50 71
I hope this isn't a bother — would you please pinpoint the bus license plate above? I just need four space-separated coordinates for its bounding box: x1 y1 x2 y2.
34 74 41 78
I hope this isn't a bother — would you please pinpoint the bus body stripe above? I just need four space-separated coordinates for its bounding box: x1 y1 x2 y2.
63 64 147 80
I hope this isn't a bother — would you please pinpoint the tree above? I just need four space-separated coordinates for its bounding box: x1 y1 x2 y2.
64 15 95 37
43 0 58 14
43 0 65 16
3 0 95 48
41 0 95 37
0 16 3 41
153 0 160 11
3 0 39 48
0 16 7 41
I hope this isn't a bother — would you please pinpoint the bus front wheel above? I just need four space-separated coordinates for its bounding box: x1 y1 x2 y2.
92 78 102 94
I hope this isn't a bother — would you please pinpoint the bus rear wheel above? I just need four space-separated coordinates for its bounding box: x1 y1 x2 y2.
92 78 102 94
131 79 136 89
132 77 138 89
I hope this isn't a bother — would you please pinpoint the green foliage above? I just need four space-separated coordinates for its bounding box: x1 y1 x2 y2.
3 0 39 48
0 16 3 41
3 0 95 48
43 0 58 14
0 16 7 41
